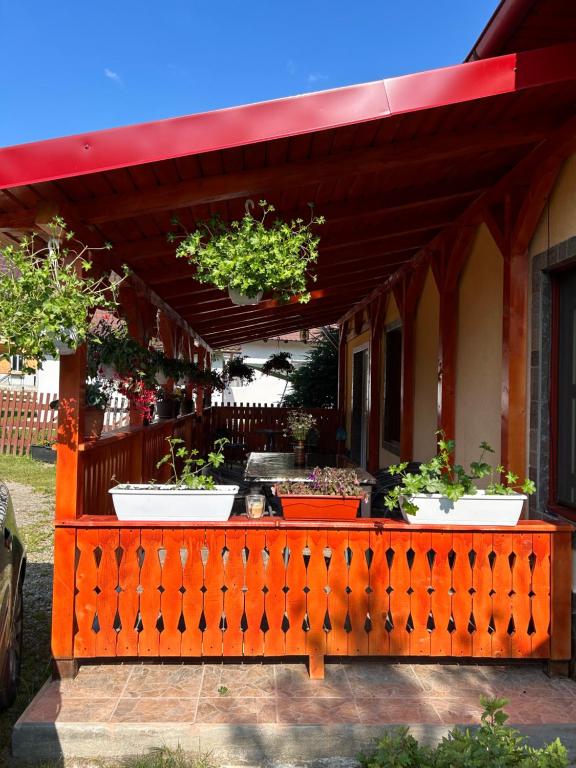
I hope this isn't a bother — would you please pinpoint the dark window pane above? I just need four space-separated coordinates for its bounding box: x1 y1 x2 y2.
557 268 576 507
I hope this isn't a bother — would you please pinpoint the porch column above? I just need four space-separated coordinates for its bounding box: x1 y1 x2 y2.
431 230 474 440
196 346 206 415
368 297 386 473
53 344 86 679
337 320 348 411
394 264 427 461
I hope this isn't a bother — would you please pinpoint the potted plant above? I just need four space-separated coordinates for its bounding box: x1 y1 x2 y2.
109 437 239 521
286 410 316 466
223 356 255 385
384 434 536 526
115 374 156 425
262 351 294 376
276 467 365 520
154 387 180 419
171 201 324 305
87 314 151 381
30 440 57 464
0 219 124 370
84 379 113 439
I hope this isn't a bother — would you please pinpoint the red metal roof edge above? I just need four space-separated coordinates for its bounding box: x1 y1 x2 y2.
2 42 575 191
466 0 538 61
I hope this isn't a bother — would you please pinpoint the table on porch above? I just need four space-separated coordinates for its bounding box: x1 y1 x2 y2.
245 451 377 517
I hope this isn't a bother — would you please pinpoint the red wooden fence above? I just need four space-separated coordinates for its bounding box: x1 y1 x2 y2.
207 405 342 453
52 518 572 677
0 389 58 455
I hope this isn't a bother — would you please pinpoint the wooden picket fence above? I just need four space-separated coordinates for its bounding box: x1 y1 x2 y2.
208 404 342 453
0 389 130 456
0 389 58 455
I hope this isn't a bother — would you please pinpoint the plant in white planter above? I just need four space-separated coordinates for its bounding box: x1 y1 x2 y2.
171 200 324 304
384 435 536 526
109 437 239 521
0 218 124 370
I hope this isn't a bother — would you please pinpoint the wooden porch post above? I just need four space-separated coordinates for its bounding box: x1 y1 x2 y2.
394 264 427 461
337 320 348 411
431 229 475 440
52 344 86 679
196 346 206 415
368 297 386 473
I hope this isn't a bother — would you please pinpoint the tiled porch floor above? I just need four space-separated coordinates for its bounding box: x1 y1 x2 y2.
18 661 576 725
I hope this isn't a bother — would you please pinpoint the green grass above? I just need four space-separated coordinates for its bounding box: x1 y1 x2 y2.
0 453 56 496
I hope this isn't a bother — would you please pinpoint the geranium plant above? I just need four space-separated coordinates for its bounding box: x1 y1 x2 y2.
385 433 536 516
115 374 156 420
87 314 151 380
156 437 228 490
277 467 364 498
0 218 124 369
171 200 324 303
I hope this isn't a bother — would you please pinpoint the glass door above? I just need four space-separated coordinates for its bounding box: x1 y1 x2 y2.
556 267 576 508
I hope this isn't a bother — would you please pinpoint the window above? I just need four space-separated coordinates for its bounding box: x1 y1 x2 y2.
10 355 24 373
555 267 576 508
383 326 402 450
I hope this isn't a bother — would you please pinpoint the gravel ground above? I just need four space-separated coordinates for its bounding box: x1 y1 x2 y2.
0 480 55 766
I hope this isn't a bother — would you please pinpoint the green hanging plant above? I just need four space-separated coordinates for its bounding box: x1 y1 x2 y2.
223 356 255 384
262 351 294 375
0 218 125 370
170 200 324 303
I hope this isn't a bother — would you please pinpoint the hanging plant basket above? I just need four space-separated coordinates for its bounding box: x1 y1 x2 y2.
227 286 263 306
172 200 324 304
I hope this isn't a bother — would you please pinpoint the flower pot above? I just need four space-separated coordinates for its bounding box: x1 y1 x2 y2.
52 332 78 356
228 286 263 306
180 398 194 415
399 491 527 526
155 399 176 419
293 441 306 467
84 407 105 440
279 494 362 521
30 444 56 464
99 363 117 380
109 484 239 521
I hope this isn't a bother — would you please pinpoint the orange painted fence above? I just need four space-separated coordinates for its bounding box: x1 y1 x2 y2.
0 389 58 455
207 405 343 453
52 518 572 673
78 414 204 517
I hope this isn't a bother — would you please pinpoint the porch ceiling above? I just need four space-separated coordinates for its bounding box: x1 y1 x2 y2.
1 43 576 348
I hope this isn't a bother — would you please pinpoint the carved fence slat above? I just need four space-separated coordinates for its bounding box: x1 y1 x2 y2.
58 522 569 677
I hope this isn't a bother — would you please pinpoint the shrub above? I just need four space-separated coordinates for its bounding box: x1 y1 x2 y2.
359 698 568 768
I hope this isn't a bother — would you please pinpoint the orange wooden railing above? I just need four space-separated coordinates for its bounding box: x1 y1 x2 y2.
78 414 204 517
207 405 343 453
51 518 572 678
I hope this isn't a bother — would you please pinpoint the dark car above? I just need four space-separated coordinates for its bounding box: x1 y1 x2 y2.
0 482 25 707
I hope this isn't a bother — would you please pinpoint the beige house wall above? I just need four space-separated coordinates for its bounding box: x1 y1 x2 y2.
412 267 440 462
530 153 576 256
455 223 503 470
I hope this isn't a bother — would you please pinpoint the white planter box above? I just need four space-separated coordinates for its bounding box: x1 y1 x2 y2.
109 484 239 521
400 490 526 526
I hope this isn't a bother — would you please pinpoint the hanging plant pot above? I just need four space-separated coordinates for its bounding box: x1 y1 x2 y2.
83 407 105 440
155 371 168 386
228 286 263 306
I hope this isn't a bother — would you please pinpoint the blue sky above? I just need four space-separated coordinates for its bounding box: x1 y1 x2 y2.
0 1 497 148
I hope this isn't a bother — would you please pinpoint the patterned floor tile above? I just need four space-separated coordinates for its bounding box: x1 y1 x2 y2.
195 696 277 724
111 697 199 723
276 664 353 698
201 663 276 697
354 697 442 725
277 697 360 724
345 663 422 698
122 664 204 698
55 664 134 698
23 690 117 723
